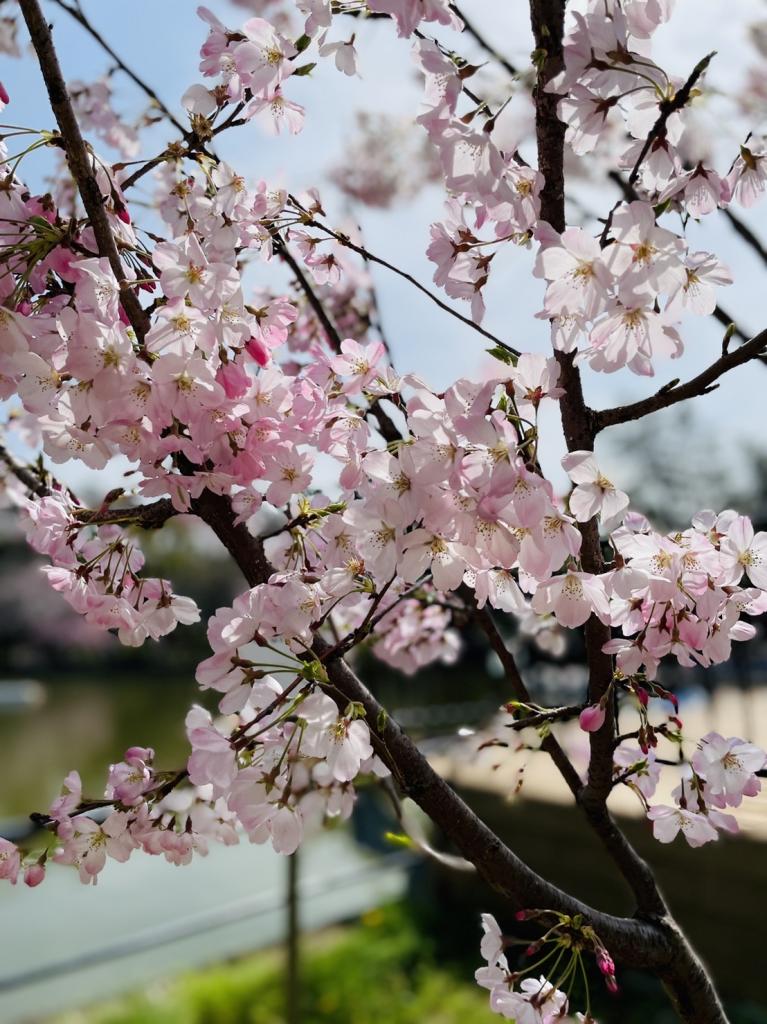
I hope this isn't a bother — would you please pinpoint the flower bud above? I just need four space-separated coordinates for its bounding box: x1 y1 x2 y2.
579 704 606 732
24 864 45 888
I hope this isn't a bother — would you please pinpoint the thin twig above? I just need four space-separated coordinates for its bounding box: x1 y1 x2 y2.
0 443 48 497
292 206 520 355
274 234 344 353
469 595 584 798
449 4 518 78
50 0 188 136
723 207 767 266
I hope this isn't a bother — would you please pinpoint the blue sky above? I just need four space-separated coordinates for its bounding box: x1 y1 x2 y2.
3 0 767 501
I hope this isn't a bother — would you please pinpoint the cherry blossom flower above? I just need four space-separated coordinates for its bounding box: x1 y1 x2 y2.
561 450 629 528
532 570 611 628
368 0 461 38
647 805 719 848
691 732 766 807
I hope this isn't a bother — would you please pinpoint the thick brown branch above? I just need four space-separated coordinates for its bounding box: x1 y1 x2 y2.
529 4 731 1017
595 326 767 430
528 0 614 797
76 498 177 530
19 0 150 341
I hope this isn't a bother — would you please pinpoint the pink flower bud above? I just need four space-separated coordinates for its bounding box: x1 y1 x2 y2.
217 361 251 399
0 82 9 106
579 704 606 732
24 864 46 888
125 746 154 765
245 336 270 367
597 950 615 976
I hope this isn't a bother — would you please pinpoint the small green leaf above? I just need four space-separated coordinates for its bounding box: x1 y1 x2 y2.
486 345 517 366
384 831 413 849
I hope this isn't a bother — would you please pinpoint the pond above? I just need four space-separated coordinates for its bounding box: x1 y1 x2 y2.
0 675 212 822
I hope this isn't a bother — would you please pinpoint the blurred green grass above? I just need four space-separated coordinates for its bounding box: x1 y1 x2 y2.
48 899 767 1024
52 904 493 1024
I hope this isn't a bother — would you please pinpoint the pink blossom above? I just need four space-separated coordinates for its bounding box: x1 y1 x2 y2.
0 839 20 884
647 804 719 848
562 450 629 528
579 704 606 732
532 570 611 628
691 732 766 807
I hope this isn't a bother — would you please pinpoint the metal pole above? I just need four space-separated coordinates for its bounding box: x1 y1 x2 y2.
286 850 300 1024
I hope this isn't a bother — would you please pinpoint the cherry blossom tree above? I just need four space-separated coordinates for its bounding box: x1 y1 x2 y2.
1 0 767 1020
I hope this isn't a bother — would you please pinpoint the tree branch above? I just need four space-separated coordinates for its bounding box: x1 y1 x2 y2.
274 234 345 354
469 598 584 798
49 0 188 136
594 325 767 430
291 204 520 356
188 487 677 969
449 4 518 78
273 234 403 445
627 52 715 189
0 442 49 498
723 206 767 266
19 0 150 342
75 498 177 530
22 2 732 1016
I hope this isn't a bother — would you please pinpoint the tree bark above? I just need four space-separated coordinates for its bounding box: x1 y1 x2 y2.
527 1 731 1019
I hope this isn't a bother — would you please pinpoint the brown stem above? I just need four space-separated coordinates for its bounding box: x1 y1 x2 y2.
0 442 48 497
724 207 767 266
470 599 583 797
76 497 177 530
19 0 150 342
273 234 402 445
274 234 345 354
449 4 518 77
627 53 715 189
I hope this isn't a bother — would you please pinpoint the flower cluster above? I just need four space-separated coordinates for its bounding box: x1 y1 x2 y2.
22 494 199 646
476 912 606 1023
602 510 767 678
